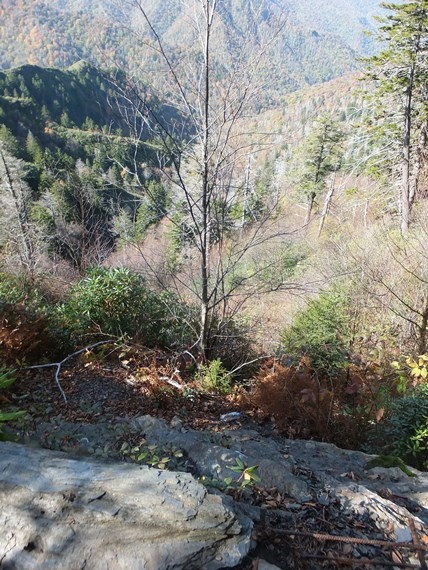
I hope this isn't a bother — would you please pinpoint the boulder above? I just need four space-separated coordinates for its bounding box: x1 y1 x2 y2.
0 442 252 570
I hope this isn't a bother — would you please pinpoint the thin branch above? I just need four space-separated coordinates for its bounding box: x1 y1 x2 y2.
25 341 116 404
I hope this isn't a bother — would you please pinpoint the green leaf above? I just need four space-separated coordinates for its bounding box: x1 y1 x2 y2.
0 410 26 421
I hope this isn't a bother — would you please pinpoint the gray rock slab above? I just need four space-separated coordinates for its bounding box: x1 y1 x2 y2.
285 438 428 521
0 441 251 570
130 416 309 501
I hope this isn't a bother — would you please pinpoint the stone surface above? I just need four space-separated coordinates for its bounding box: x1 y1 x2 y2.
129 416 310 502
0 441 251 570
129 415 428 522
284 437 428 524
126 415 428 549
31 413 428 523
8 413 428 569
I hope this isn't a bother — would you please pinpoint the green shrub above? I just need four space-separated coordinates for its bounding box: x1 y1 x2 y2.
0 272 57 312
0 367 26 441
56 267 194 348
196 358 232 394
0 273 31 305
281 288 351 375
388 383 428 469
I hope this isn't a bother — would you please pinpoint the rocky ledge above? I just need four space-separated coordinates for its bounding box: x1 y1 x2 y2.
0 441 251 570
2 414 428 569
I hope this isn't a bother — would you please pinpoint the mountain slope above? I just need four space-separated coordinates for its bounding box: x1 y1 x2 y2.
0 0 361 103
0 62 120 137
289 0 384 53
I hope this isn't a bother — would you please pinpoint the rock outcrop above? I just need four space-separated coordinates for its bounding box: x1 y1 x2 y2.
4 414 428 569
0 441 251 570
129 415 428 527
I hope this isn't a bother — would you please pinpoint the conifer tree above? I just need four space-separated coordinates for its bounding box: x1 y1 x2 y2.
363 1 428 234
294 116 344 224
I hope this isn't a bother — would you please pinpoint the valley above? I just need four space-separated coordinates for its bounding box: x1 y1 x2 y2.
0 2 427 568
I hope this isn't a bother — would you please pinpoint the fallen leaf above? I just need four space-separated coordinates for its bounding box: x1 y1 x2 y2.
376 407 385 423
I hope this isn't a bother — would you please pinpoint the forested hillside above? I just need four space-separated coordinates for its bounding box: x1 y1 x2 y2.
290 0 383 52
1 0 428 487
0 0 361 102
0 61 172 272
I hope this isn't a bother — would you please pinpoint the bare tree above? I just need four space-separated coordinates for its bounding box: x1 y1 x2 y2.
108 0 295 358
345 221 428 355
0 141 38 275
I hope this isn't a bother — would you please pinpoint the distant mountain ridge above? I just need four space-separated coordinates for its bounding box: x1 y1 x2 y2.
0 0 385 104
288 0 384 53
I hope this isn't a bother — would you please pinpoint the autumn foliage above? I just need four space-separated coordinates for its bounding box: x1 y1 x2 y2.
0 303 57 364
250 357 392 449
251 358 334 438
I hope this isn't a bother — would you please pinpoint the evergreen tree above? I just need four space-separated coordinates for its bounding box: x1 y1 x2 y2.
25 131 43 165
0 126 20 157
363 1 428 234
294 116 344 224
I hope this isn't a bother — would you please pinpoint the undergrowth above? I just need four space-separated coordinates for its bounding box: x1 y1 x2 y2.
249 357 396 450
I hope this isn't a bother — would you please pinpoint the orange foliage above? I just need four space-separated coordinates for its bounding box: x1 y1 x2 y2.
0 304 58 364
250 358 334 440
250 357 393 449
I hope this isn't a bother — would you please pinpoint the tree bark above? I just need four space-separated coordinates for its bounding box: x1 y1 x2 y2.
400 85 412 235
305 192 316 225
317 173 336 238
0 145 36 274
417 294 428 355
410 119 428 205
199 0 216 359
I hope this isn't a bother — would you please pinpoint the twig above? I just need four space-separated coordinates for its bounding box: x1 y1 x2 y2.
159 376 183 390
0 534 16 565
409 518 427 569
228 355 271 377
303 554 419 568
26 341 116 404
269 529 428 551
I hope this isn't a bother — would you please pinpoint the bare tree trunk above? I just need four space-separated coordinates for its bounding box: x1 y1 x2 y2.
410 119 428 206
400 62 415 235
199 0 216 359
305 192 316 225
0 144 36 275
317 173 336 238
363 198 369 228
241 155 252 229
417 294 428 355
